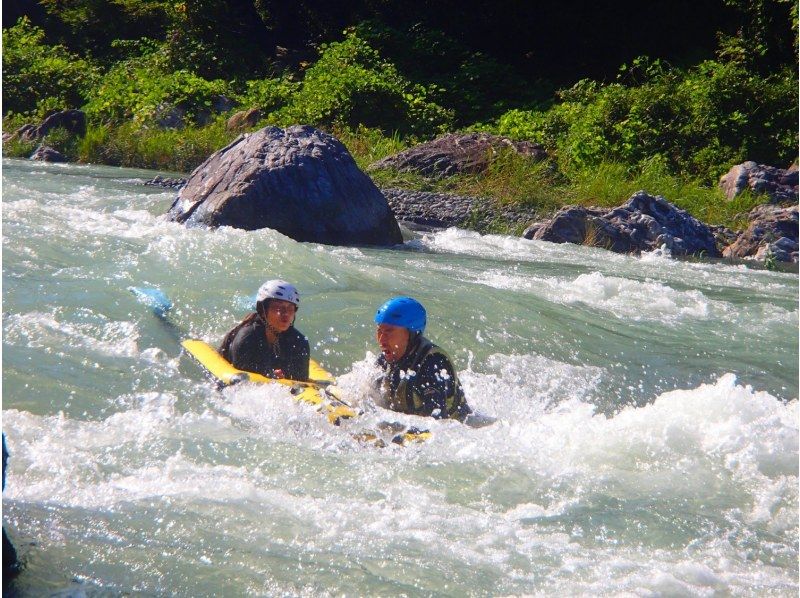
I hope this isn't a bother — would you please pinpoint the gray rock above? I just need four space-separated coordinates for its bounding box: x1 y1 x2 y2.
370 132 546 178
154 103 188 129
30 145 67 162
382 188 537 232
167 125 403 246
16 110 86 142
196 95 240 127
723 204 798 263
719 161 798 203
226 108 263 132
144 175 187 189
523 191 721 257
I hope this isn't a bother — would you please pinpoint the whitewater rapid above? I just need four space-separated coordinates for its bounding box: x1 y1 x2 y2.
2 159 797 596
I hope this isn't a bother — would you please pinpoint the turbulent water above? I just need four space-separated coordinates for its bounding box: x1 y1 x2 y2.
2 158 797 597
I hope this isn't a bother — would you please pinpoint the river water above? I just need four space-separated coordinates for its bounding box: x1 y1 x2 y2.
2 158 797 596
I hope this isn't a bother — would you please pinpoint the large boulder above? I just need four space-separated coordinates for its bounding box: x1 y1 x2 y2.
167 125 403 246
523 191 721 257
369 132 547 178
718 161 798 204
722 204 798 263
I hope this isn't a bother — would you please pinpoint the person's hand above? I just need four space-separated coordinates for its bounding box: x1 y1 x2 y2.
273 368 285 379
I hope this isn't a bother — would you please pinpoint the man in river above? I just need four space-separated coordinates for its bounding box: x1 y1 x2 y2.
373 296 472 421
219 280 310 381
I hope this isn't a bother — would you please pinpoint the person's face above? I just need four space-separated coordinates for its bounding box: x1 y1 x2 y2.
266 299 296 332
376 323 410 363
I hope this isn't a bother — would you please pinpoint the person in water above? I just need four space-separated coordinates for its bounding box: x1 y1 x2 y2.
219 280 309 381
373 296 471 420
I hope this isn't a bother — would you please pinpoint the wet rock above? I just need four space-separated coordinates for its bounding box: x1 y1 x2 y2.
523 191 721 257
722 204 798 263
226 108 263 132
30 145 67 162
144 175 187 189
370 132 547 178
719 161 798 203
167 125 403 246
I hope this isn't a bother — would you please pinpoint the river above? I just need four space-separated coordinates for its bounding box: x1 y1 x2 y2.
2 158 797 596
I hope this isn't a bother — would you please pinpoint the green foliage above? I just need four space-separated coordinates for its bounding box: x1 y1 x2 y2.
238 77 300 114
492 54 798 183
331 125 409 171
353 20 547 125
2 136 38 159
84 46 231 125
276 32 454 136
2 17 99 116
40 126 81 160
77 119 235 171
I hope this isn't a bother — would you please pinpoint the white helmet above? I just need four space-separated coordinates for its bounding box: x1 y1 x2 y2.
256 279 300 306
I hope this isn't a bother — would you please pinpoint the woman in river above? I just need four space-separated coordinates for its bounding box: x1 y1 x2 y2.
373 296 472 421
219 280 310 381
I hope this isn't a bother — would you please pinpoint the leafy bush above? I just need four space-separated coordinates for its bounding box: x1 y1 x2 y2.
354 20 547 125
492 55 798 183
276 32 454 136
2 17 99 116
84 48 231 126
238 77 300 114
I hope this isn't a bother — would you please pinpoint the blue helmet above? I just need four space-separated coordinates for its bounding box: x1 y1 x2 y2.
374 296 426 333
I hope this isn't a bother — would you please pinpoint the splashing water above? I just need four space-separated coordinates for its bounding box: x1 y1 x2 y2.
3 159 797 596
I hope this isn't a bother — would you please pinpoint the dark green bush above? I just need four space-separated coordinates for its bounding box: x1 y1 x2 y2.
492 54 798 182
238 77 300 114
2 17 99 116
83 46 231 126
275 32 454 136
354 21 547 125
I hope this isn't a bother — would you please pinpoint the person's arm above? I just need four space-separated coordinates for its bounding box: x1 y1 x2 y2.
413 353 459 419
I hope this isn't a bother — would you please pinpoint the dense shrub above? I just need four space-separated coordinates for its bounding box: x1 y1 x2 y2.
2 17 99 116
493 55 798 182
238 77 300 114
354 21 547 125
276 32 454 136
83 46 231 126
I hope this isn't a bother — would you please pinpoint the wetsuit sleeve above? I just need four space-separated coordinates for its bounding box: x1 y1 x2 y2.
413 353 459 419
283 332 310 381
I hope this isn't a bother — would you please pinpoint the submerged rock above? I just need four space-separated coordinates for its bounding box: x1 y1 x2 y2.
722 204 798 263
370 132 546 178
523 191 721 257
167 125 403 246
719 161 798 204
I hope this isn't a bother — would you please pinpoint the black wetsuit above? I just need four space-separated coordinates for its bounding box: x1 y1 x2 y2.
219 316 310 381
376 335 471 420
